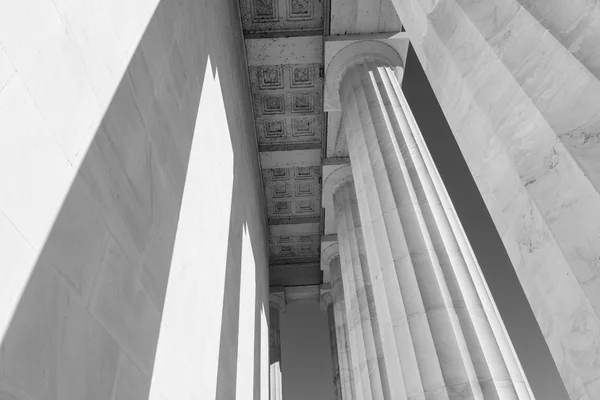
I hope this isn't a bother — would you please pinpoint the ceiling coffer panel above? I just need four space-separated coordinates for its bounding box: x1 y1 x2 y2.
269 234 321 259
250 64 323 146
262 166 321 219
240 0 324 34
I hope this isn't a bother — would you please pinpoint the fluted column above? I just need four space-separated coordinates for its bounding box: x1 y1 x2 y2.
269 289 286 400
336 62 533 399
389 2 600 398
321 287 342 400
327 252 357 399
334 181 388 399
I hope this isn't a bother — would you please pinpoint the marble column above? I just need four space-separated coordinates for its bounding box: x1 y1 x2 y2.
321 286 342 400
389 1 600 398
336 62 533 399
326 250 357 399
269 289 286 400
334 181 388 399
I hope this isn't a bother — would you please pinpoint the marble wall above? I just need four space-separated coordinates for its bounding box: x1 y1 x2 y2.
0 0 270 399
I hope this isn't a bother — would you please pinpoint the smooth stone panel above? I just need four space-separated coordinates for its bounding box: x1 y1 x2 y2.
336 62 533 399
89 238 161 376
40 175 112 303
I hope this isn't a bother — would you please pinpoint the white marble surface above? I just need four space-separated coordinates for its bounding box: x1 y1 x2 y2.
334 61 532 399
390 0 600 398
0 0 270 399
269 290 285 400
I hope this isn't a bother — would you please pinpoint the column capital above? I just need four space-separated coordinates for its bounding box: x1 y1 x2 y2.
322 164 353 236
324 39 407 112
320 241 340 284
269 286 286 313
319 283 333 311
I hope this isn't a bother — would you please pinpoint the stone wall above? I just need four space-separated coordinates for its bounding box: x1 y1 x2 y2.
0 0 270 399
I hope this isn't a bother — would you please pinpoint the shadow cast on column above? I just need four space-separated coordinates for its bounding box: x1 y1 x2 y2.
401 44 569 400
0 0 270 399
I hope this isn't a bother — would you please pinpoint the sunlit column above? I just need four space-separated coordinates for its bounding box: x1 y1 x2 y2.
337 62 533 399
334 181 386 399
269 289 286 400
321 286 342 400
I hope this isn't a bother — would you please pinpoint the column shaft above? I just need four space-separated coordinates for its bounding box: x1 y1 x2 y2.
390 1 600 398
338 62 532 399
382 67 533 399
326 301 343 400
331 258 359 399
335 183 385 399
269 295 284 400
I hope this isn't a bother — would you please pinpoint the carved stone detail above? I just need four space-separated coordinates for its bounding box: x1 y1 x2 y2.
262 94 285 115
270 234 320 259
287 0 313 21
263 166 321 220
291 92 315 114
291 64 314 88
240 0 322 32
251 0 278 23
258 65 284 90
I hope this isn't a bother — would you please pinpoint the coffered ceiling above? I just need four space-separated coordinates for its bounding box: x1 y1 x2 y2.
239 0 324 34
238 0 403 288
239 0 325 287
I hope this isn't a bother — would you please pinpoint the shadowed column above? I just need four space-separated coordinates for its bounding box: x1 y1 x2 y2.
321 286 343 400
334 181 388 399
336 62 533 399
269 289 286 400
327 251 358 399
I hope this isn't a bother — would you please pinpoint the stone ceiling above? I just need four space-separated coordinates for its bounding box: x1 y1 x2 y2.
238 0 403 288
239 0 326 287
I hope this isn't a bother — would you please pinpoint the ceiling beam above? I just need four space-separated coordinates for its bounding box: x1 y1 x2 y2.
259 142 322 152
270 256 321 266
268 216 321 225
244 29 324 40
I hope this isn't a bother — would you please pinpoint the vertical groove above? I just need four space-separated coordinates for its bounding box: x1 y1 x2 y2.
354 63 486 398
343 67 432 398
327 303 343 400
337 122 410 398
348 65 450 396
336 187 374 400
332 258 361 398
348 181 395 399
337 182 386 399
269 304 283 400
335 60 534 400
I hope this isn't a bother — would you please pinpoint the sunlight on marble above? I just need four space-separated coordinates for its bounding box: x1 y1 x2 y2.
149 59 235 399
